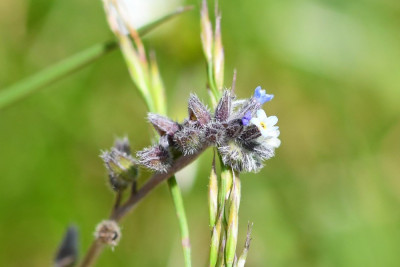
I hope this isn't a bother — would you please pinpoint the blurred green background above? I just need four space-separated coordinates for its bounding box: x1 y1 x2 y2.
1 0 400 266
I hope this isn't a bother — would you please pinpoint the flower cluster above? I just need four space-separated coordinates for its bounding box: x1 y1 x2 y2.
137 86 280 173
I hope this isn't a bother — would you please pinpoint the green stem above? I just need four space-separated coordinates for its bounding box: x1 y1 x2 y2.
0 5 194 111
0 41 117 110
167 176 192 267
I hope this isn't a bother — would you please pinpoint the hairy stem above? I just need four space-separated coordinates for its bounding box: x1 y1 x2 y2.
111 147 206 221
167 176 192 267
80 147 206 267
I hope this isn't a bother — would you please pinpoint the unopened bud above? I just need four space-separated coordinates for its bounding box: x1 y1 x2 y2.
215 90 232 122
188 94 211 125
137 144 171 173
101 147 138 191
148 113 180 136
174 124 205 155
95 220 121 247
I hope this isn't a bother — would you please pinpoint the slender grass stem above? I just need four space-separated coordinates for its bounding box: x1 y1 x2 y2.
0 41 117 110
167 176 192 267
0 5 193 110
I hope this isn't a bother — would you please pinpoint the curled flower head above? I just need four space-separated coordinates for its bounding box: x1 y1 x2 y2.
254 86 274 105
136 89 280 174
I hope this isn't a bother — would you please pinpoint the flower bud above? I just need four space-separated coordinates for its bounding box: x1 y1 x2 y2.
101 147 138 191
173 124 205 155
148 113 180 136
188 93 211 125
215 90 232 122
95 220 121 247
114 136 131 154
137 144 171 173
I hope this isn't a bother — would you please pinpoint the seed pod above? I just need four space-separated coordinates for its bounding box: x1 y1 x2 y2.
215 90 232 122
95 220 121 247
188 94 211 125
148 113 180 136
136 144 171 173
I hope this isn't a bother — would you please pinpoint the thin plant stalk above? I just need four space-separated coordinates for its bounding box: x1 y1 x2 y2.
167 176 192 267
0 6 193 110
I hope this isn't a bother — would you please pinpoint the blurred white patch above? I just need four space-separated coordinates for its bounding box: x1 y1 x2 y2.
175 159 199 193
119 0 184 28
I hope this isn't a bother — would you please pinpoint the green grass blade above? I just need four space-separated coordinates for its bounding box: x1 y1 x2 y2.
0 6 194 110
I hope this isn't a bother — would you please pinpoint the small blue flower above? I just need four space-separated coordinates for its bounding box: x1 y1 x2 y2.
254 86 274 104
242 111 252 126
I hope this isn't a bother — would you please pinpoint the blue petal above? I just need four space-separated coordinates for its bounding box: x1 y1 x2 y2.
254 86 262 98
260 94 274 104
241 111 252 126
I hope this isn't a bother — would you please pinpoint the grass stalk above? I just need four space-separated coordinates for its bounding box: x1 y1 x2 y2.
0 6 193 110
167 176 192 267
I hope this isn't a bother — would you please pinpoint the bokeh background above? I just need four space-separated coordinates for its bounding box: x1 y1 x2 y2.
1 0 400 266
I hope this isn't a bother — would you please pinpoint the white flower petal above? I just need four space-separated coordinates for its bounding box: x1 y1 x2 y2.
266 116 278 127
265 138 281 148
250 117 260 126
256 109 267 120
259 127 269 137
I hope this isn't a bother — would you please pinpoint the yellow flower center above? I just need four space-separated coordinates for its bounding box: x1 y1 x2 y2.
260 121 267 130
